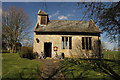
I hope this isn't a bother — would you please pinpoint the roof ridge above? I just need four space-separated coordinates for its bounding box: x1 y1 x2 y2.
89 19 101 33
49 20 89 21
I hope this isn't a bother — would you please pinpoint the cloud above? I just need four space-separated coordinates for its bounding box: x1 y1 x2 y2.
58 13 74 20
105 42 110 44
108 45 112 46
58 15 68 20
49 11 74 20
66 14 74 17
72 9 76 12
49 10 59 18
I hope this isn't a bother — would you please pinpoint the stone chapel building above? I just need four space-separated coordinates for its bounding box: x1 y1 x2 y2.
33 10 101 58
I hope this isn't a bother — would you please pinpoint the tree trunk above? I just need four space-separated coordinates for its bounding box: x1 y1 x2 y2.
9 44 15 53
15 46 17 53
12 44 15 53
9 45 12 53
11 47 14 53
10 48 12 53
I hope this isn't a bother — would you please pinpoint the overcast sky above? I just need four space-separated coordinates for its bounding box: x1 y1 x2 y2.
2 2 118 50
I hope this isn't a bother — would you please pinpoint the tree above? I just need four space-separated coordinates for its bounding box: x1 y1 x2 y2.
15 42 22 52
113 46 117 51
101 41 106 52
0 5 2 52
99 2 120 42
77 2 120 42
22 36 33 47
2 6 32 53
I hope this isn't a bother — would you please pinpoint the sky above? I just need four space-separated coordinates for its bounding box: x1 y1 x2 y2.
2 2 118 50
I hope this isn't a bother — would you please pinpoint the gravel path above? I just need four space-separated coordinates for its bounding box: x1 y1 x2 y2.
36 59 65 80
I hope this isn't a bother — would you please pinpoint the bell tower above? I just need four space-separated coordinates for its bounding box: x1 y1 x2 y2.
37 9 49 25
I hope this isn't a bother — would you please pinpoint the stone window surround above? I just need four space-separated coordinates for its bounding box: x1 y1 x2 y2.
62 36 72 49
82 37 92 50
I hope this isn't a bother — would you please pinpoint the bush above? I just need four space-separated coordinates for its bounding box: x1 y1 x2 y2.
19 47 35 59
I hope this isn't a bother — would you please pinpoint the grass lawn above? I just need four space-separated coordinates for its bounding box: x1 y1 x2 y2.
102 51 119 60
60 51 120 79
2 53 41 79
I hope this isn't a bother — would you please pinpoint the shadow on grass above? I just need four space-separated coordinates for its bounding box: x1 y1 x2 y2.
96 59 120 80
60 58 120 80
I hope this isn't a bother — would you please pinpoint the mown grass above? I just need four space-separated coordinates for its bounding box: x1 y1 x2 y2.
2 53 41 79
60 51 120 79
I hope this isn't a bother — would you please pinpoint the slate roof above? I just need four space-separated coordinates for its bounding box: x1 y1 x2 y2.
34 19 101 33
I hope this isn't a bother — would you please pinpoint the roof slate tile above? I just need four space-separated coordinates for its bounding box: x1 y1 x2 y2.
34 20 101 33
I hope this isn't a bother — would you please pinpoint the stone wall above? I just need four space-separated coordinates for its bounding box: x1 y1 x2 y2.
33 33 100 58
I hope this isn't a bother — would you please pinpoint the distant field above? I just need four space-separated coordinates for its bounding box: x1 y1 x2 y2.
2 53 41 79
102 51 119 60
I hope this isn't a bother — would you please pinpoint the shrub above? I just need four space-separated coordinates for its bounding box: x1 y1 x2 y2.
19 46 35 59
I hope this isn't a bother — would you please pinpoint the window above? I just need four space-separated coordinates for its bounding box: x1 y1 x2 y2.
86 37 88 50
69 37 72 49
62 37 65 49
41 16 46 25
89 37 92 50
66 37 68 49
82 37 92 50
62 37 72 49
82 37 85 49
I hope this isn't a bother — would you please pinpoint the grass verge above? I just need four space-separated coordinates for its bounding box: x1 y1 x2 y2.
2 53 41 79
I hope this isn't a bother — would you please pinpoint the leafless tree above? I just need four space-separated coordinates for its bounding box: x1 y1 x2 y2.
77 2 120 42
2 6 32 53
101 41 106 52
22 36 33 47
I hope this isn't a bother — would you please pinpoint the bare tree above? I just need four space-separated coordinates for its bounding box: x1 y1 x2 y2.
113 46 117 51
2 6 32 53
22 36 33 47
101 41 106 52
77 2 120 42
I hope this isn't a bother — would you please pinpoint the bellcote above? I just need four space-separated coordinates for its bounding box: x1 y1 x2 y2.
37 9 49 25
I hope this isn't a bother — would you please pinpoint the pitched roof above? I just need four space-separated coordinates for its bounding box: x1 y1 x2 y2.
37 9 48 15
34 19 101 33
